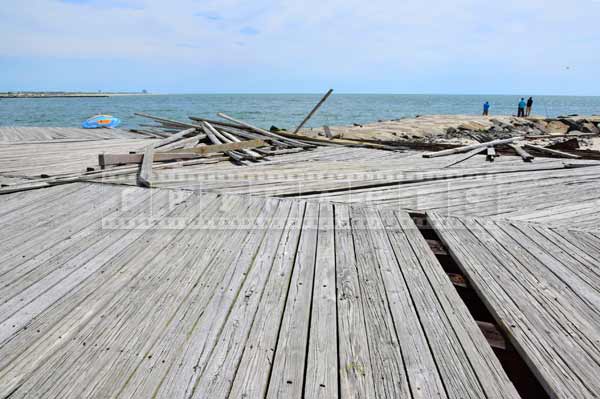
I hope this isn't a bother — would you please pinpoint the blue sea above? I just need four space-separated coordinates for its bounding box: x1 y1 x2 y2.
1 94 599 130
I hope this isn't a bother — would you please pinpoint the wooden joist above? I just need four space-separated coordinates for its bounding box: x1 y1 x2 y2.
508 144 534 162
217 112 315 148
293 89 334 134
423 137 521 158
443 147 487 168
154 135 204 152
134 112 201 129
134 128 198 153
523 143 581 159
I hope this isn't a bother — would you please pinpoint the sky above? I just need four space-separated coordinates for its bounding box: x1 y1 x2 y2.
1 0 599 95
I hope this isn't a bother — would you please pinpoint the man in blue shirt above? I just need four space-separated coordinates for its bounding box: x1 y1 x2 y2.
518 98 526 117
483 101 490 116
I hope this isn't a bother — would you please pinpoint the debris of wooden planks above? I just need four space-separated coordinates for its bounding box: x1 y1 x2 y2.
423 137 521 158
217 112 315 149
269 129 402 151
523 143 581 159
168 138 267 155
201 122 248 162
134 127 199 153
547 138 580 151
293 89 334 133
443 147 487 168
507 144 534 162
99 152 203 167
134 112 201 130
0 156 228 194
524 132 600 139
216 126 264 159
137 145 154 187
188 116 253 130
154 135 204 152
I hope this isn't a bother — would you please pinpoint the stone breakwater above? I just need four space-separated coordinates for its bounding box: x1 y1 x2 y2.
306 114 600 150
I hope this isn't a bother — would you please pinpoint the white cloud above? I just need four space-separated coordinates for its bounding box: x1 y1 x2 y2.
1 0 599 93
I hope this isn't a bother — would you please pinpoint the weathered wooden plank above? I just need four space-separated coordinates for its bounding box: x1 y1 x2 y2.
79 197 273 399
293 89 334 134
304 202 338 399
523 143 581 159
363 207 449 399
168 138 266 155
443 146 486 168
134 127 197 153
217 112 313 148
508 143 534 162
423 137 520 158
189 200 295 398
228 201 305 398
333 204 376 398
137 144 154 187
348 205 411 398
99 152 202 166
428 213 600 398
266 201 319 398
390 211 519 398
0 190 203 397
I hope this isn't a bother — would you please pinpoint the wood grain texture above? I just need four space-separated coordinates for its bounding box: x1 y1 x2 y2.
429 213 600 398
0 184 523 398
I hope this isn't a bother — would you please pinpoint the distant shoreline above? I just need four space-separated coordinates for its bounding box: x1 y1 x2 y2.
0 92 149 99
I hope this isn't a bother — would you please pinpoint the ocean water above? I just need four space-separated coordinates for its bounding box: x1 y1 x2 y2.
1 94 599 130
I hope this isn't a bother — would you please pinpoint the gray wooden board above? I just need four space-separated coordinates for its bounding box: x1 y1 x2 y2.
428 212 600 398
0 127 143 142
91 144 600 229
0 183 521 398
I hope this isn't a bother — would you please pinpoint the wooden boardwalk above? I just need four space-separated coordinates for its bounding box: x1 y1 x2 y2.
0 127 143 142
97 146 600 229
2 133 600 229
0 138 159 178
429 213 600 398
0 183 518 398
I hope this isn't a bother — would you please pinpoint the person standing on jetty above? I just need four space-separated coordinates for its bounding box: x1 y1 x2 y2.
517 98 526 117
483 101 490 116
526 97 533 116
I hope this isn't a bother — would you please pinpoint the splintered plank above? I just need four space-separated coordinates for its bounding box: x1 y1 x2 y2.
348 205 411 399
334 204 376 398
228 201 305 398
266 201 320 398
304 202 338 399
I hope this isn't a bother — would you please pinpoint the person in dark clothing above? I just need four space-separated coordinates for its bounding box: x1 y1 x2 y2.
483 101 490 116
517 98 526 117
526 97 533 116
